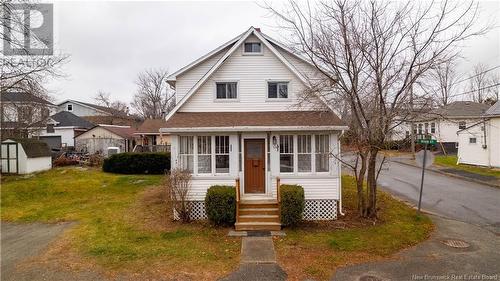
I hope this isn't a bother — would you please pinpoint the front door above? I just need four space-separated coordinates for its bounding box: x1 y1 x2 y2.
244 139 265 193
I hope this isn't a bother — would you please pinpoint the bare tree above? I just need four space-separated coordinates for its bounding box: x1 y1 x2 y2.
432 60 459 106
468 63 490 103
267 0 486 218
94 90 130 116
166 169 192 222
131 69 175 119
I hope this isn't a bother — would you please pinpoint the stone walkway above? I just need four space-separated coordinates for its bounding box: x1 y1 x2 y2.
220 236 287 281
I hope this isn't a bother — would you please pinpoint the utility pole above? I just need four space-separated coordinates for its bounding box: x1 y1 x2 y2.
410 85 416 159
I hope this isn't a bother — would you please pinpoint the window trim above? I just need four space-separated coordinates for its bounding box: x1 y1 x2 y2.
213 81 239 102
197 136 212 174
297 135 312 173
242 42 263 55
215 135 230 175
67 104 73 111
279 135 295 174
469 137 477 144
266 80 291 101
315 134 331 173
179 135 194 173
278 134 332 175
458 121 466 130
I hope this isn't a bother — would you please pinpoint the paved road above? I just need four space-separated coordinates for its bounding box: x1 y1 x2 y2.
375 159 500 231
333 214 500 280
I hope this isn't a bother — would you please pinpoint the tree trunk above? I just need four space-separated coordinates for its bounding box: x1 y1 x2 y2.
356 151 368 217
366 148 379 218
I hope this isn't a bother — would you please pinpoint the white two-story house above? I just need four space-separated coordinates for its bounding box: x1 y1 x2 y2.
160 27 347 230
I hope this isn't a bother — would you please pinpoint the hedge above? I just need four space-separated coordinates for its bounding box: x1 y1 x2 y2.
205 185 236 226
280 184 305 227
102 152 170 174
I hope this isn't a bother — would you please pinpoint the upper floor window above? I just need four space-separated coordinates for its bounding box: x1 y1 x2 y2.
67 104 73 111
431 122 436 134
268 82 288 99
244 42 262 53
469 137 477 144
216 82 237 99
458 121 466 130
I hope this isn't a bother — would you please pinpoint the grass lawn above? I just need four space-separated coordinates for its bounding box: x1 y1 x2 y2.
0 167 240 280
275 176 434 281
434 155 500 179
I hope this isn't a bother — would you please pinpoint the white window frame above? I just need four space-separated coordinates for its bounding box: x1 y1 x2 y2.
297 135 312 173
266 81 290 101
279 135 294 174
242 42 263 55
315 134 330 173
197 136 212 174
179 136 194 172
214 81 239 102
215 135 230 174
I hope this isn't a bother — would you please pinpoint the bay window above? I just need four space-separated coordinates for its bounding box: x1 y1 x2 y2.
315 134 330 172
197 136 211 174
297 135 312 172
215 136 230 173
179 136 194 172
279 135 294 173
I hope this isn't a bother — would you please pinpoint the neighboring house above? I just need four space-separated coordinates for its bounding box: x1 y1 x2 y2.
133 119 171 152
31 111 95 150
457 102 500 168
1 138 52 174
1 92 57 138
160 27 347 230
412 101 490 153
57 99 125 117
74 125 136 156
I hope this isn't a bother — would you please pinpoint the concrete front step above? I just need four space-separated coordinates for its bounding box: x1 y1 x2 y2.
239 214 280 223
235 222 282 231
239 208 279 216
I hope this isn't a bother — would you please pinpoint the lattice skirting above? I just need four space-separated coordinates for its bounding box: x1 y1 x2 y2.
303 200 338 220
173 201 207 220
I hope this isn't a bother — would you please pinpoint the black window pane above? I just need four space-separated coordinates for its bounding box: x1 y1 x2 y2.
268 83 277 98
252 43 261 52
280 155 293 173
279 83 288 98
227 83 237 99
244 43 253 52
216 83 226 98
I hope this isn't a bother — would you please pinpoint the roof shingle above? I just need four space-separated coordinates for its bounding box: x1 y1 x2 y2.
164 111 344 129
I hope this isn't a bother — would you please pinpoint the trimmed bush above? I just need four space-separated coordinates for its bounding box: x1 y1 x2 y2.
205 185 236 226
102 152 170 174
280 184 305 227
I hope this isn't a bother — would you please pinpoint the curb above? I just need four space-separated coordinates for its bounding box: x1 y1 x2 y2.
393 160 500 188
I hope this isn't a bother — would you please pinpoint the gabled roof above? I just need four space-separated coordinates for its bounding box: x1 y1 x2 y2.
1 92 54 106
50 111 94 128
484 101 500 117
164 27 314 122
431 101 490 118
135 119 168 134
2 138 52 157
94 125 136 139
57 99 127 116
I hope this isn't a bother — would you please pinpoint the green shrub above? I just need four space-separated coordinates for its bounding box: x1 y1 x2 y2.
280 184 305 227
102 152 170 174
205 185 236 226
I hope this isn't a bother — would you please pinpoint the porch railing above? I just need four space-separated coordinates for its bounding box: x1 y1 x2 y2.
235 178 240 223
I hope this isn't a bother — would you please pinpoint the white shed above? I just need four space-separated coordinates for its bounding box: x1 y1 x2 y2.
1 139 52 174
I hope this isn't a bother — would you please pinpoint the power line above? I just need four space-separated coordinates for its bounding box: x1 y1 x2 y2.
453 65 500 85
449 82 500 98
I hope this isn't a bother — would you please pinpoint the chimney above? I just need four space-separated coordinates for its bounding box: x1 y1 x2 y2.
255 27 261 32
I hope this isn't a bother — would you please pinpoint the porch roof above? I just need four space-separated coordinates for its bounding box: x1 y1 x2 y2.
161 111 347 132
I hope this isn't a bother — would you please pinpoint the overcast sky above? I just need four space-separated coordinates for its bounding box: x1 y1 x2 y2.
47 0 500 105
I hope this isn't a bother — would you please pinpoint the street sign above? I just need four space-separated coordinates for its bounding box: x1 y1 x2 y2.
415 150 435 168
417 139 437 145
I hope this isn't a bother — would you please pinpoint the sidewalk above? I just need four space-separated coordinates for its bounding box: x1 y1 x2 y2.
392 156 500 188
220 236 286 281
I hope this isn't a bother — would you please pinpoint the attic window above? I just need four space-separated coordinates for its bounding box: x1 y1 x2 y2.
47 124 55 133
67 104 73 111
244 42 262 53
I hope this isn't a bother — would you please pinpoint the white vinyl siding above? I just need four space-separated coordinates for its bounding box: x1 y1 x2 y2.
179 35 313 112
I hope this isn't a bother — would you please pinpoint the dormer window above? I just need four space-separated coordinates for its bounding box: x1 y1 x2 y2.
67 104 73 111
244 42 262 54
